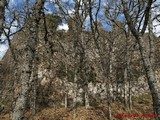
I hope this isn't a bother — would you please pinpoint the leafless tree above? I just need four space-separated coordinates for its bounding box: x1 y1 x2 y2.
0 0 7 39
121 0 160 119
12 0 46 119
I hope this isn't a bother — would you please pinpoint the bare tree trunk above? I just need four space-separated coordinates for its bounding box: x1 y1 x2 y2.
72 25 79 117
148 10 159 118
124 38 129 107
0 0 7 37
106 83 111 120
128 71 132 110
30 53 38 117
12 0 45 119
84 83 90 109
64 65 68 108
64 92 68 108
80 30 90 109
122 0 160 119
12 40 35 120
73 69 77 119
10 58 19 119
124 67 128 106
89 2 112 118
115 80 118 101
148 10 155 70
139 36 160 119
107 43 114 120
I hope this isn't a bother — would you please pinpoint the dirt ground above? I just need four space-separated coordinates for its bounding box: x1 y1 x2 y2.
0 94 156 120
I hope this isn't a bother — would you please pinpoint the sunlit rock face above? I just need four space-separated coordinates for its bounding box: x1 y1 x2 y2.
36 66 160 106
1 22 160 107
136 70 160 92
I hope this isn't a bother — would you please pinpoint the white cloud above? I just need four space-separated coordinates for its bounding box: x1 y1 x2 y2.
46 11 53 14
57 23 69 31
152 3 160 37
153 21 160 37
68 9 75 16
0 44 8 60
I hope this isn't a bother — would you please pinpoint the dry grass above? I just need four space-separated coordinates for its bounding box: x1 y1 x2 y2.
0 94 156 120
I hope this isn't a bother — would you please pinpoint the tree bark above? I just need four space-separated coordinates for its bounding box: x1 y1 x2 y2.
0 0 7 37
139 36 160 119
128 69 132 110
121 0 160 119
73 69 77 119
30 53 38 117
89 0 112 118
12 38 35 120
124 67 128 106
84 80 90 109
12 0 45 119
107 43 114 120
64 92 68 108
80 30 90 109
